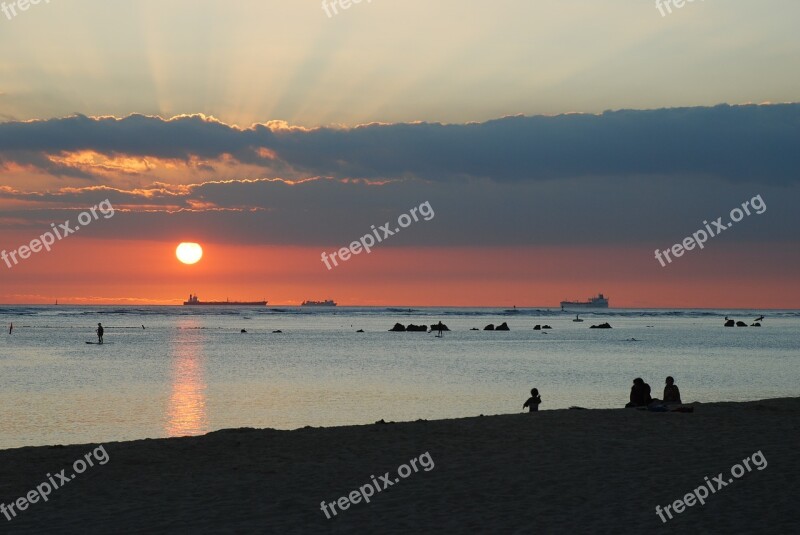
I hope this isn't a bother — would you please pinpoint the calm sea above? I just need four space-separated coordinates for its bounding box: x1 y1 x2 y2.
0 306 797 450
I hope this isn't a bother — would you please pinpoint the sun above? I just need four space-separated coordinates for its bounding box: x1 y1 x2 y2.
176 243 203 265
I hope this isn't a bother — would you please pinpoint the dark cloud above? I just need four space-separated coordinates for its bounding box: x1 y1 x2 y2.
0 114 269 160
1 105 798 251
1 104 799 183
1 176 797 249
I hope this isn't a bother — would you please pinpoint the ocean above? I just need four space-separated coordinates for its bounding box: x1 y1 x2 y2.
0 306 797 450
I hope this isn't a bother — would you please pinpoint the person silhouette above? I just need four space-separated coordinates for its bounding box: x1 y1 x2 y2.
435 321 445 337
96 323 104 344
625 377 652 407
663 376 682 404
523 388 542 412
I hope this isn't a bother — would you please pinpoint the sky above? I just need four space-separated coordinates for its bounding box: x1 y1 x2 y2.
1 0 799 307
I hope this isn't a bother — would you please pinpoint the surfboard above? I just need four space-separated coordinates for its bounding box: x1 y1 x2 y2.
85 342 107 344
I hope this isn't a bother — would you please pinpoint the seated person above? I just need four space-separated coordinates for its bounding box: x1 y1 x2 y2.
663 376 682 404
625 377 652 407
523 388 542 412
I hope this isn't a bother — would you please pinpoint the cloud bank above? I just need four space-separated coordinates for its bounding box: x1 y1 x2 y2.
1 104 799 184
1 104 798 248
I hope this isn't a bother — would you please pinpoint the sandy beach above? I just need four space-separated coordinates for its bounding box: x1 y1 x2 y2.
0 397 797 533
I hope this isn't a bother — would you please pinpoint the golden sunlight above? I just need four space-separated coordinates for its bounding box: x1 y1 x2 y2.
176 242 203 264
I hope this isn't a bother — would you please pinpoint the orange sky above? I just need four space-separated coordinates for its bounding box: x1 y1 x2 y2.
1 236 797 308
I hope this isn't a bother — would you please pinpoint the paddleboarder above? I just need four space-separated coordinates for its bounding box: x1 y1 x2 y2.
96 322 104 344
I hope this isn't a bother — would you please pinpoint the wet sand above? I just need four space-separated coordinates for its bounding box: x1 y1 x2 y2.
0 397 798 533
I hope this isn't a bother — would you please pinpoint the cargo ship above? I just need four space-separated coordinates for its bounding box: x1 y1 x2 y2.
183 294 267 306
300 300 337 307
560 293 609 310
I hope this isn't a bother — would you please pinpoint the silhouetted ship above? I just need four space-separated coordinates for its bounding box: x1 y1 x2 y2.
183 294 267 306
301 300 337 307
560 293 609 309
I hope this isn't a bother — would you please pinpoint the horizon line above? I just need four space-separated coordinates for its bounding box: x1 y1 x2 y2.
0 303 796 311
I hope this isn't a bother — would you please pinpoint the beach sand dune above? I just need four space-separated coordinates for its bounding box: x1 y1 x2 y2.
1 398 798 533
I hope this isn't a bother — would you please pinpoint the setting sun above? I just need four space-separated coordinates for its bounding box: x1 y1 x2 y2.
176 242 203 265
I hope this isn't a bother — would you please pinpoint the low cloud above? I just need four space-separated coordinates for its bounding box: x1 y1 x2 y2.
1 175 797 248
1 104 798 248
1 104 799 183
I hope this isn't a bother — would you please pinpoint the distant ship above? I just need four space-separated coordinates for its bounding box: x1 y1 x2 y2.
183 294 267 306
560 293 609 309
301 300 337 307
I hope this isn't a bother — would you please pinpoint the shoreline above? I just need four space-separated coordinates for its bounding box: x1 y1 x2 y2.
1 397 797 532
0 395 790 453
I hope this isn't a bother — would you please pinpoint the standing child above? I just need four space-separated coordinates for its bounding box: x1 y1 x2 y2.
523 388 542 412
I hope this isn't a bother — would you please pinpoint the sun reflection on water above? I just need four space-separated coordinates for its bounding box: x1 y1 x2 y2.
165 321 208 437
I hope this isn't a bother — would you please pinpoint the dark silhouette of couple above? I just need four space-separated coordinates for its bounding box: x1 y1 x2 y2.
626 376 682 407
